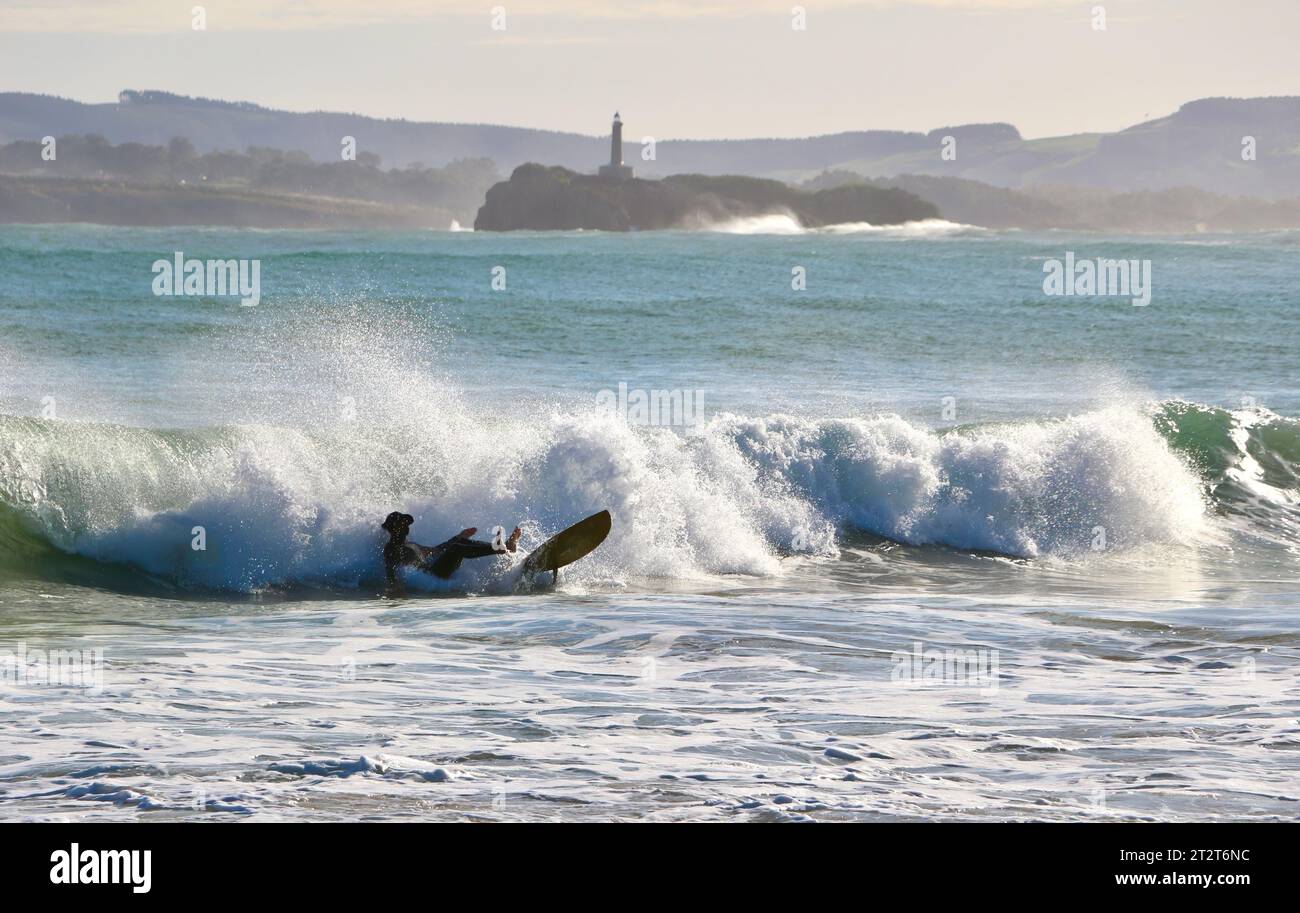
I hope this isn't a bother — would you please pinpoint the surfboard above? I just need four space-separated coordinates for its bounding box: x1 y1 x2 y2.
522 510 611 579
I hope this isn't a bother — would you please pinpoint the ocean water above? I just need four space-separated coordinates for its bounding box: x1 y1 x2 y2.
1 221 1297 821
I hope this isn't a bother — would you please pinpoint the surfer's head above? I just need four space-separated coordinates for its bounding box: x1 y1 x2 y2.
382 512 414 541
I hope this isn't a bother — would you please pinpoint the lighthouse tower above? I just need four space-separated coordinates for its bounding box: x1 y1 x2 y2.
598 112 634 180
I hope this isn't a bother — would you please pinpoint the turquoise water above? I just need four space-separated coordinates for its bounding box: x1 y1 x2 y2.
1 223 1297 821
4 224 1299 423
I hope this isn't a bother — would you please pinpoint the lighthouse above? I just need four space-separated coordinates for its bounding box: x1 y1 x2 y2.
598 112 634 180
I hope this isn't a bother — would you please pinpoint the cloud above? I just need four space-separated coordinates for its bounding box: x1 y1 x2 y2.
0 0 1096 34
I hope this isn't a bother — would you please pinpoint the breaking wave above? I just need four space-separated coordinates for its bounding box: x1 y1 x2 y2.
2 395 1293 594
701 214 982 237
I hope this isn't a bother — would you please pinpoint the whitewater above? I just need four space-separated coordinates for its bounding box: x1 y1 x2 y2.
1 224 1297 821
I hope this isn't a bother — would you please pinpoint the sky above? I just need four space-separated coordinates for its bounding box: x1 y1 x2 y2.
0 0 1296 140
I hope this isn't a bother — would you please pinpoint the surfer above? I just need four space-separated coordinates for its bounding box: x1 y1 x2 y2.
382 512 521 586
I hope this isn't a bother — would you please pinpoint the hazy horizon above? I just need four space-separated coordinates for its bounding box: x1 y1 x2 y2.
1 0 1297 141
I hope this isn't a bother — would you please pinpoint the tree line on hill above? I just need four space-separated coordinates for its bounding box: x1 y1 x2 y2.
0 134 499 224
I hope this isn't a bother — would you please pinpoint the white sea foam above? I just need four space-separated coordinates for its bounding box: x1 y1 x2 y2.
817 217 982 237
700 214 981 237
717 407 1209 557
4 588 1295 822
702 213 806 235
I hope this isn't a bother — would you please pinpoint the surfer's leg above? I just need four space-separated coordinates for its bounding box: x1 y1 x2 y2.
424 536 502 578
443 536 502 560
423 529 521 579
425 543 463 579
449 526 520 557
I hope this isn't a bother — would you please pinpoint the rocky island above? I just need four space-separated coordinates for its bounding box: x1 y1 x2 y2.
475 112 938 231
474 163 939 231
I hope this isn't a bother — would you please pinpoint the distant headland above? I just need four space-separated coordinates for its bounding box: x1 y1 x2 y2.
7 95 1300 232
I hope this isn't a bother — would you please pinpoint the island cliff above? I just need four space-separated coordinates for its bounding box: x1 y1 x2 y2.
473 164 939 231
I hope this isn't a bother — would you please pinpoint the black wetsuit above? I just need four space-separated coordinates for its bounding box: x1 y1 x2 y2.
385 533 503 583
